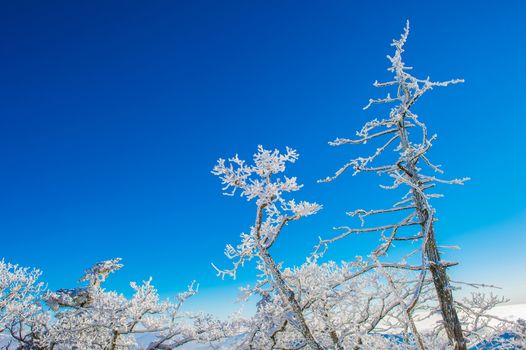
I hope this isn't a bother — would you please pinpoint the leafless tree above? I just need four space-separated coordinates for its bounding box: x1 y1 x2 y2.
212 146 323 350
316 21 468 350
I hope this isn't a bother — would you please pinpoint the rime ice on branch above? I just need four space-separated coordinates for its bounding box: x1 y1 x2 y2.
0 260 48 349
212 145 323 350
40 259 239 350
43 258 199 349
317 21 469 350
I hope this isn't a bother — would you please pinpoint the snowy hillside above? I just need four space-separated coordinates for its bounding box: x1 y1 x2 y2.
415 303 526 331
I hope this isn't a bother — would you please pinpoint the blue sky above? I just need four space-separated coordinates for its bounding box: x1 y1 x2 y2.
0 1 525 314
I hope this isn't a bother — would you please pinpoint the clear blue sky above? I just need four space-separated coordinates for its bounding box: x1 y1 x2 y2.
1 1 525 313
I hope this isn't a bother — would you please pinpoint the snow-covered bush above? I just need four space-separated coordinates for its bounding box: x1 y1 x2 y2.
0 260 49 349
1 258 241 350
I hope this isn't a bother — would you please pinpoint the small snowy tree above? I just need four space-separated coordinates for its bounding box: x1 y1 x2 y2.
212 146 323 350
43 258 234 350
317 22 468 349
0 257 242 350
0 260 49 350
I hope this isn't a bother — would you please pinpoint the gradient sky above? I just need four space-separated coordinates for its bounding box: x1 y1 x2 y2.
1 1 525 315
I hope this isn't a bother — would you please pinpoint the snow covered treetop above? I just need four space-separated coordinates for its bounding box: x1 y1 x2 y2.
79 257 123 288
212 145 305 205
212 146 321 279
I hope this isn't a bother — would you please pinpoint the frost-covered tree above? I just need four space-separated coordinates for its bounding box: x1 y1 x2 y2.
212 146 323 350
317 22 469 349
234 255 520 350
237 257 436 350
43 258 221 350
0 260 44 329
0 260 49 350
3 257 518 350
454 291 526 349
0 258 241 350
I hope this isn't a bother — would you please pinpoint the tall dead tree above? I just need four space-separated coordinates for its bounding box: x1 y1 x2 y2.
317 22 468 350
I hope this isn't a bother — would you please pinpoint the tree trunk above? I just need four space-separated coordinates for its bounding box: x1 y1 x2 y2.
258 245 323 350
413 192 467 350
424 222 467 350
398 118 467 350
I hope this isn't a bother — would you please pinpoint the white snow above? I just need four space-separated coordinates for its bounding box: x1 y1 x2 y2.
415 303 526 331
